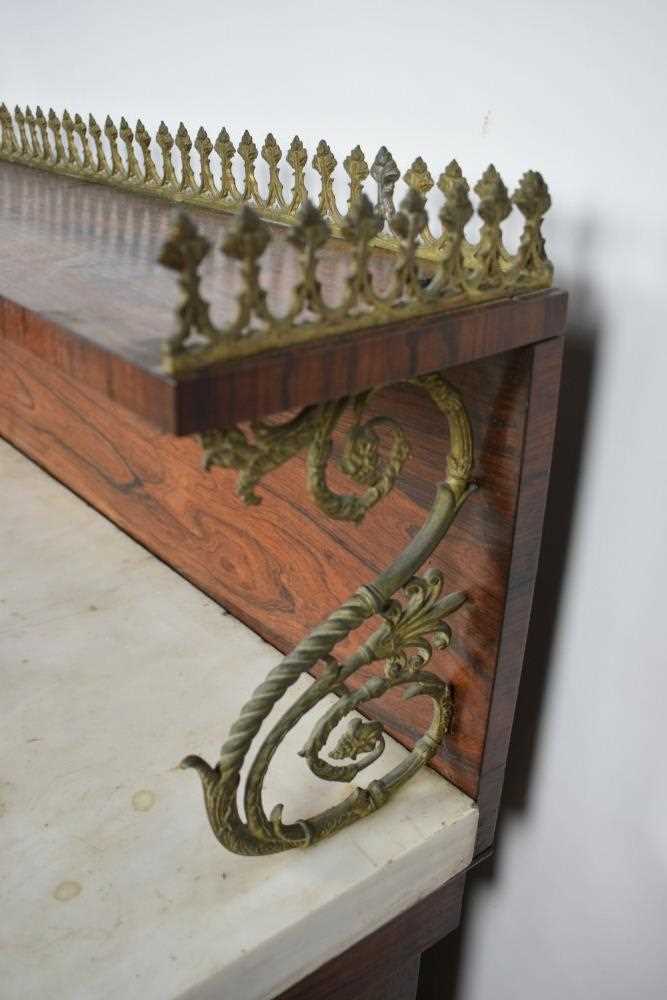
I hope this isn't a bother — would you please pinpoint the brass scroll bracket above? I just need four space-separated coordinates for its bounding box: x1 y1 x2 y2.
181 373 476 856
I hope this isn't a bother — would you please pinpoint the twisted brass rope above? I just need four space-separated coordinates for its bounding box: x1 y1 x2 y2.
182 374 475 855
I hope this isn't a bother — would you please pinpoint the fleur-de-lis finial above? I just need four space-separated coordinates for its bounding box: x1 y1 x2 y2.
340 191 383 244
47 108 64 164
175 122 191 151
370 145 400 224
343 145 369 209
215 126 235 161
135 118 160 185
238 129 260 202
104 115 124 176
156 121 177 188
261 132 281 162
312 139 337 177
287 135 307 170
403 156 435 242
88 114 108 174
388 189 429 301
104 114 117 140
73 113 93 170
238 129 258 165
439 173 473 242
339 193 383 307
195 125 216 196
287 135 308 212
403 156 434 195
437 159 464 197
511 170 553 285
60 109 80 167
194 125 211 154
175 122 196 192
24 106 39 159
287 199 331 314
261 133 285 208
119 115 141 181
512 169 551 220
377 570 465 681
475 164 512 227
215 127 239 201
215 128 236 160
288 199 331 250
158 211 213 355
0 103 17 155
35 106 50 161
223 203 271 261
222 205 273 333
472 165 512 290
156 121 173 150
13 106 29 158
429 166 474 297
392 188 429 239
312 139 340 221
159 210 211 271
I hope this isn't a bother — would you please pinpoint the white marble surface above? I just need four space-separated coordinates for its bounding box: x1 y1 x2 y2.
0 441 478 1000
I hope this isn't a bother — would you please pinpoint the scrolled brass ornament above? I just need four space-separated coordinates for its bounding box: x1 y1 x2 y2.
200 390 410 523
182 373 475 855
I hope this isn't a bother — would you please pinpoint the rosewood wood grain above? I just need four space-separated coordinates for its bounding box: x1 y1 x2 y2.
273 871 466 1000
0 335 535 798
474 336 564 853
0 161 567 435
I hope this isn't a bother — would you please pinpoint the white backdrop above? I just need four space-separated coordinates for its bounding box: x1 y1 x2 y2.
3 2 666 997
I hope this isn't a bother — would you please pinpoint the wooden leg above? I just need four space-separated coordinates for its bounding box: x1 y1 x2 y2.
275 951 421 1000
356 954 421 1000
416 927 462 999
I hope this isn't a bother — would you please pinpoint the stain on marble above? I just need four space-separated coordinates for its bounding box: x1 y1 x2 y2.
132 789 156 812
53 880 82 902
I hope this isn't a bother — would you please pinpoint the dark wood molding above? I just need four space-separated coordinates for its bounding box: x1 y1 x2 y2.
474 336 564 852
273 871 466 1000
0 287 567 436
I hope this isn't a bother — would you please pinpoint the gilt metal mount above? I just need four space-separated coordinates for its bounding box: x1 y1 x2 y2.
183 373 475 855
158 168 552 373
1 101 553 372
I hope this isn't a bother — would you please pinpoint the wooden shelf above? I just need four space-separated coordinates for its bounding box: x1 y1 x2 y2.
0 161 566 433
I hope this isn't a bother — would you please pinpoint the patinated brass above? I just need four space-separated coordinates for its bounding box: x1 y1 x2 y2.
0 100 553 268
182 373 475 855
0 101 553 373
199 392 410 523
158 168 552 373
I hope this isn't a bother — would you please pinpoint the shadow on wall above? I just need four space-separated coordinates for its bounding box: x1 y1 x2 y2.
416 268 601 999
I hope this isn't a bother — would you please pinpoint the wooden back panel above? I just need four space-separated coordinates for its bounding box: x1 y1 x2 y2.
0 333 546 802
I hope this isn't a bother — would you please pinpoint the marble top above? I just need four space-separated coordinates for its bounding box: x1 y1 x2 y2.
0 441 477 1000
